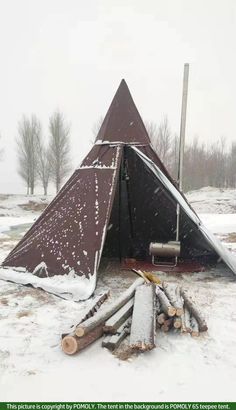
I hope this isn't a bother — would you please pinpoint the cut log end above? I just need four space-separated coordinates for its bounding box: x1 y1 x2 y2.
173 317 182 329
161 318 173 332
191 331 200 337
75 327 85 338
167 306 176 317
176 307 184 317
161 324 170 332
61 336 78 355
157 313 167 325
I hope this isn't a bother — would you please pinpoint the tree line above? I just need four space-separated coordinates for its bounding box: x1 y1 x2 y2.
0 114 236 195
16 111 71 195
145 116 236 192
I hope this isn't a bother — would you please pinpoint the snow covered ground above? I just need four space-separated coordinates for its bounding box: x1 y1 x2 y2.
186 186 236 214
0 188 236 401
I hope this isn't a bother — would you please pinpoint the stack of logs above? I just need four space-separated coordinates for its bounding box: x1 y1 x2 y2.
156 282 208 336
61 277 208 356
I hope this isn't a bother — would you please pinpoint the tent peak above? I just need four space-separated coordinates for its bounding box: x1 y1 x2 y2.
95 80 150 145
119 78 128 86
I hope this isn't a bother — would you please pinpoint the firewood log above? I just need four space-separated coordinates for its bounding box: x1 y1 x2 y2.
175 285 184 316
191 315 200 337
161 318 173 332
156 287 176 317
183 306 192 333
103 298 134 334
173 317 182 329
79 291 110 324
162 282 183 317
156 297 161 315
75 278 144 337
102 318 131 350
180 310 187 333
61 290 110 338
102 334 112 348
157 312 167 325
61 325 103 355
130 283 156 351
180 288 208 332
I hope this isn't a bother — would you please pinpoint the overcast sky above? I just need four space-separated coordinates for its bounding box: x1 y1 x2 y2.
0 0 236 194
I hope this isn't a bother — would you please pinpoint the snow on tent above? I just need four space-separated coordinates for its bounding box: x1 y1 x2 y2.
1 79 236 301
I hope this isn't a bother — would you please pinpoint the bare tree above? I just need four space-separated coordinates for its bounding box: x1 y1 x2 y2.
169 134 179 181
146 117 236 192
145 116 173 170
145 120 158 142
92 116 104 142
226 142 236 187
183 137 207 191
48 111 71 193
16 115 40 195
157 116 172 168
36 131 51 196
180 136 233 192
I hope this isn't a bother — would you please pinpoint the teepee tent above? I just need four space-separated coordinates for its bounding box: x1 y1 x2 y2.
1 80 236 300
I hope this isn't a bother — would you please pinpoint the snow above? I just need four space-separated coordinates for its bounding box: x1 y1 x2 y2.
0 194 52 218
79 165 116 169
130 285 154 347
0 266 96 301
200 213 236 235
0 194 51 237
0 216 35 234
186 187 236 214
95 139 109 144
0 189 236 401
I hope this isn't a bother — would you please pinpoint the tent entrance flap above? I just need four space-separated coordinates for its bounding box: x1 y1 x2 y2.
101 146 219 266
102 147 134 260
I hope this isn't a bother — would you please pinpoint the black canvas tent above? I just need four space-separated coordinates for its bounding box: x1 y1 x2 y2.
1 79 235 300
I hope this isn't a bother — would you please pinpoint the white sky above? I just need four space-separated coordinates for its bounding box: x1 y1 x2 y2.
0 0 236 194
